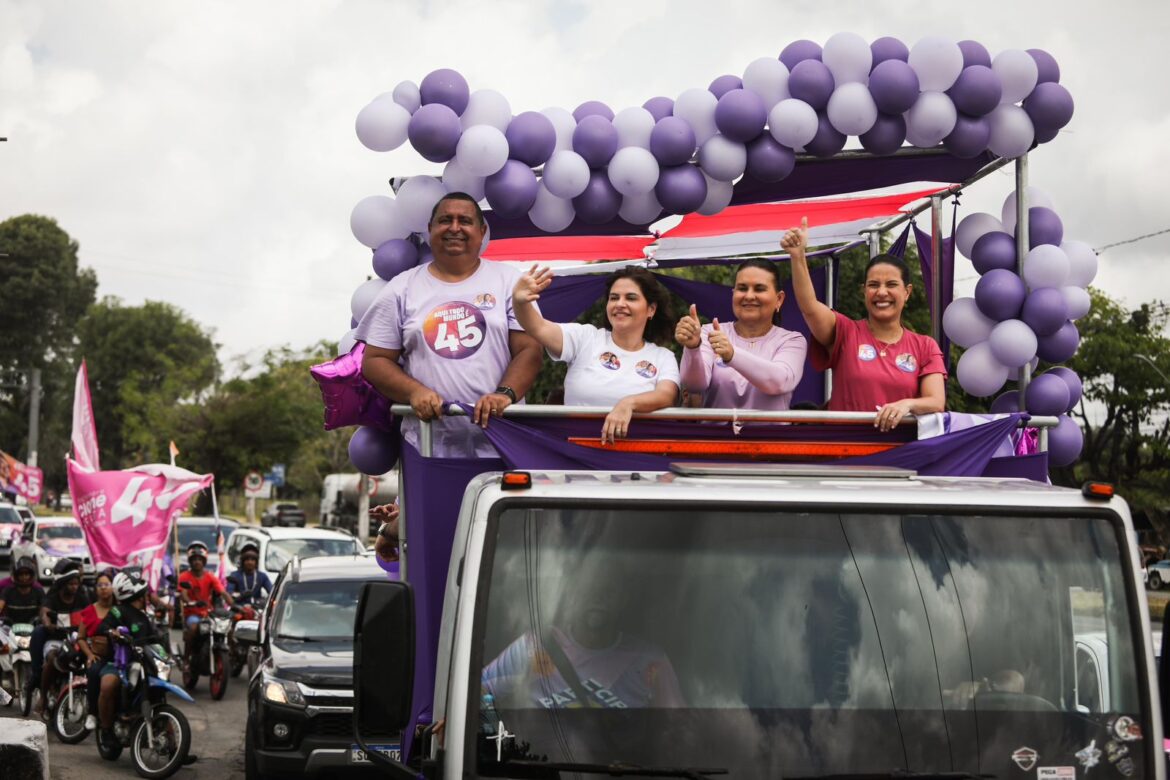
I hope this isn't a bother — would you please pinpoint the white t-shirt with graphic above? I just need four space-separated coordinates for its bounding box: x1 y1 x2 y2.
555 323 680 407
355 260 523 457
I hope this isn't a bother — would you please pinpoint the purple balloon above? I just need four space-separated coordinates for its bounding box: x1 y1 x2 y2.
1046 366 1082 409
350 316 359 329
1048 414 1083 467
870 36 909 64
311 343 395 432
714 89 768 143
948 65 1002 117
573 101 614 122
1027 48 1061 84
484 160 539 219
859 113 906 155
407 103 462 162
779 39 823 70
1036 321 1079 363
868 59 920 114
643 96 675 122
1023 82 1074 139
971 231 1016 274
975 268 1027 321
745 135 796 182
419 68 470 115
349 425 400 474
655 164 708 215
572 115 619 169
506 111 557 167
1024 206 1064 249
957 40 992 68
1025 372 1071 416
649 116 697 166
1021 287 1069 337
572 170 622 225
708 74 744 99
944 113 991 159
372 239 419 281
788 60 835 111
990 390 1021 413
803 112 846 157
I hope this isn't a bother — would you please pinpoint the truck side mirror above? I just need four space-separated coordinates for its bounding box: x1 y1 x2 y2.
353 580 416 779
234 620 260 645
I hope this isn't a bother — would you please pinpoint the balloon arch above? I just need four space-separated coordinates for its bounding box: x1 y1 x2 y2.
331 33 1087 468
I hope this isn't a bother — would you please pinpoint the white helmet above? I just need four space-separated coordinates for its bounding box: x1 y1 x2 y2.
112 571 148 603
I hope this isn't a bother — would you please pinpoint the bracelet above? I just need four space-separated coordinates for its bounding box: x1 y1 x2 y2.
377 522 397 542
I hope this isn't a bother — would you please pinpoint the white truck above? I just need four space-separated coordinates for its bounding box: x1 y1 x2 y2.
352 459 1161 780
319 471 398 533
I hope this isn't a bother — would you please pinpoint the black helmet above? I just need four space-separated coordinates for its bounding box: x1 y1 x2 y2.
52 558 83 584
186 542 209 561
239 543 260 558
13 556 36 577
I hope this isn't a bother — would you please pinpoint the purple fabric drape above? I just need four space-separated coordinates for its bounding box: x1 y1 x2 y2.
539 275 608 322
886 222 913 259
914 222 955 357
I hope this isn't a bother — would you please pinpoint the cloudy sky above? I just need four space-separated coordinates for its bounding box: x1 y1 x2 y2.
2 0 1167 371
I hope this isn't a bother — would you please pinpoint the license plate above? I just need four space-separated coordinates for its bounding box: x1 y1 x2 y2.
350 743 400 763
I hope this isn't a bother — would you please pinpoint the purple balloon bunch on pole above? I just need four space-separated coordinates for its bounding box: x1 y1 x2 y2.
942 187 1098 466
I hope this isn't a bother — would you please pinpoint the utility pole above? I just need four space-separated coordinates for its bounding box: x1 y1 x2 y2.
26 369 40 467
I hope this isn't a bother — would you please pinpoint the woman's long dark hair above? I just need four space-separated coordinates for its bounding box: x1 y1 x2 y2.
734 258 785 327
603 267 674 345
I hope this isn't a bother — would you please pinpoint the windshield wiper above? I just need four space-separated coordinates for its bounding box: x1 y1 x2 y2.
786 773 995 780
274 634 319 642
486 759 727 779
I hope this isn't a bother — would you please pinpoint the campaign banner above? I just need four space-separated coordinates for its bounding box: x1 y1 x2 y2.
67 460 213 582
71 360 100 471
0 450 43 504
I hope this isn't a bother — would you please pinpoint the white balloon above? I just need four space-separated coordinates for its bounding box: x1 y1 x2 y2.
1022 244 1070 290
992 49 1039 104
943 297 995 348
908 36 964 92
956 341 1010 397
339 329 358 355
541 106 577 153
442 160 486 202
1001 186 1056 234
698 173 734 216
396 176 448 233
742 57 790 109
542 150 591 199
989 319 1038 368
350 196 408 249
607 146 660 196
528 183 576 233
612 106 656 149
826 83 878 136
1007 357 1040 382
904 91 957 147
1061 285 1092 320
987 104 1035 159
619 191 663 224
768 98 819 149
460 89 512 131
822 31 873 85
480 221 491 255
697 134 747 181
956 212 1005 259
1062 239 1099 287
356 97 411 152
350 278 388 322
455 124 510 177
673 88 719 144
391 80 421 113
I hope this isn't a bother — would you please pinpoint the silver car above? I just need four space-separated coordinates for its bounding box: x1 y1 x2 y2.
9 515 95 583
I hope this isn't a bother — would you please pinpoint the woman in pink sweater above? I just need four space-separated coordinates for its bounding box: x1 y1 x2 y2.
675 259 808 410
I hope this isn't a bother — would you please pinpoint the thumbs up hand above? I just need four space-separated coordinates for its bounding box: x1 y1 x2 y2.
781 216 809 256
674 303 702 349
708 317 734 363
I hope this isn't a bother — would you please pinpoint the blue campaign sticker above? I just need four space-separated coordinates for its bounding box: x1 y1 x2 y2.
857 344 877 362
599 352 621 371
895 353 918 373
474 293 497 310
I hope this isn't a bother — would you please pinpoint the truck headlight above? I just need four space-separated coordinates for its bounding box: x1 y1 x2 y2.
42 566 53 577
262 677 305 707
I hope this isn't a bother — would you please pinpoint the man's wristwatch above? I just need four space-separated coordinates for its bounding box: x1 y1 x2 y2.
377 521 397 542
494 385 517 403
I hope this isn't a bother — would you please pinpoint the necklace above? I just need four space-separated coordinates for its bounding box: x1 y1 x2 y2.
869 326 903 357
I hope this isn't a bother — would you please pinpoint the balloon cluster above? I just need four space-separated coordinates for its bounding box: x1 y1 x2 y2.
943 188 1096 466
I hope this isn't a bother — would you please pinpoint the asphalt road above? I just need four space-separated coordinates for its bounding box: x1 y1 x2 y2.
0 630 248 780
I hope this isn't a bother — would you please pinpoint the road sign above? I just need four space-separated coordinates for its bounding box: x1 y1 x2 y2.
269 463 286 487
244 470 264 496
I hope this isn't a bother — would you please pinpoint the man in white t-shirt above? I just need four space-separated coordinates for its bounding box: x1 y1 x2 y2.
356 193 543 458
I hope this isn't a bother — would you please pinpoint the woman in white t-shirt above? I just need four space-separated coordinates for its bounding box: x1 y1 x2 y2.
514 266 680 443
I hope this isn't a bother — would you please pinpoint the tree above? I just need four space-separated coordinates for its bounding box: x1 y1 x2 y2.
76 298 220 468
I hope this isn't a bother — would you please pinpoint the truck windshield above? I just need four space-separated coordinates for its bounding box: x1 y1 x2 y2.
474 506 1148 779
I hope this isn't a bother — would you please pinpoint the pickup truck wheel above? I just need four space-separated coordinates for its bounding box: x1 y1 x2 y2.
1150 572 1163 590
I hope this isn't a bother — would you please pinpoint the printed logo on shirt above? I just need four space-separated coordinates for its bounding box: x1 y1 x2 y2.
599 352 621 371
895 353 918 373
474 293 497 310
857 344 877 362
423 301 487 359
635 360 658 379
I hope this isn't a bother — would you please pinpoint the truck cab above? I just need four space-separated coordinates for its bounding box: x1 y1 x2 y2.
356 463 1160 780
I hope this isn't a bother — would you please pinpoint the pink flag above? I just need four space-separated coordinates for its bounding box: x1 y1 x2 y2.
67 460 212 584
71 360 100 472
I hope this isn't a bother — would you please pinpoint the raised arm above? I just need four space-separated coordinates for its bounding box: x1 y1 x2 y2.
676 305 713 393
512 265 564 357
784 217 837 349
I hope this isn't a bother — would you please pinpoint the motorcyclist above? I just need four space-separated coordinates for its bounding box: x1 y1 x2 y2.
121 564 173 628
34 559 92 716
75 568 116 731
96 572 159 744
224 543 272 611
177 542 232 669
0 556 45 624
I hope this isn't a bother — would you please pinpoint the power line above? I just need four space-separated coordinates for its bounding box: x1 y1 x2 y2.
1095 227 1170 253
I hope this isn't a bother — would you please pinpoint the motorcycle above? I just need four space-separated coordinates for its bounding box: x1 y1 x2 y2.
49 636 91 744
227 604 261 679
95 627 193 779
0 620 36 715
180 596 237 700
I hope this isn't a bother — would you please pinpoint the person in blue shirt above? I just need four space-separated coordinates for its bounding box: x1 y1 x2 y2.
225 543 272 609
